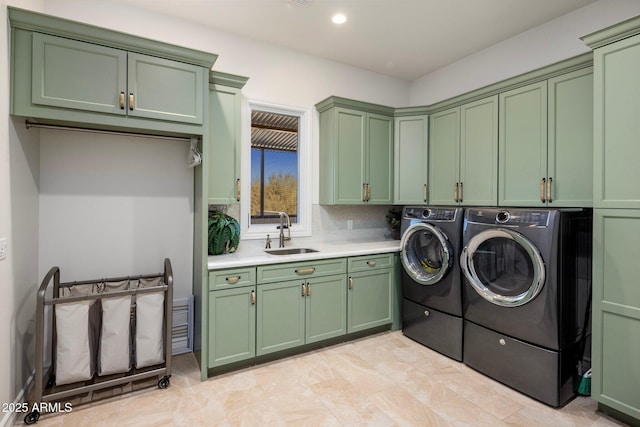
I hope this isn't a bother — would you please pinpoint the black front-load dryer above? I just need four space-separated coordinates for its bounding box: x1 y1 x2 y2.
460 207 592 407
400 206 464 361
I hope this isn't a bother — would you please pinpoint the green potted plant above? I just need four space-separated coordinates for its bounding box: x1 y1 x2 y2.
386 207 402 240
208 210 240 255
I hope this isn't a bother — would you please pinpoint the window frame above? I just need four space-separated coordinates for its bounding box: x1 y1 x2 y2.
240 99 312 240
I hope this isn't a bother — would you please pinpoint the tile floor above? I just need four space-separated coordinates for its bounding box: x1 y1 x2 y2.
20 331 628 426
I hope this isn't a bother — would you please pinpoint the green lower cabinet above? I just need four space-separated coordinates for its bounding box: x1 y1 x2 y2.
591 209 640 421
256 274 347 355
347 265 393 333
208 286 256 367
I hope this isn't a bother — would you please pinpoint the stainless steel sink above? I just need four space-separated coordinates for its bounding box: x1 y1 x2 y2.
265 248 318 255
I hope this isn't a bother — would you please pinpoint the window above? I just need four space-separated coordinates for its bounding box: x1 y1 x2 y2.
241 100 311 239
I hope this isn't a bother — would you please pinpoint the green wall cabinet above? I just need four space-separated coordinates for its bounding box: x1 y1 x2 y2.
499 70 593 207
207 267 257 368
31 33 205 124
347 254 394 333
592 33 640 209
9 7 216 135
317 97 394 205
499 81 549 207
428 96 498 206
208 73 248 204
591 209 640 421
393 115 429 205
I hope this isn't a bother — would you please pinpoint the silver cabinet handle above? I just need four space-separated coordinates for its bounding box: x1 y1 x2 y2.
348 277 353 289
307 283 311 296
423 184 427 203
251 290 256 305
119 92 125 109
459 182 463 203
295 268 315 275
301 283 306 297
366 260 377 267
226 276 241 284
547 177 552 203
236 178 241 202
540 178 546 203
129 93 134 110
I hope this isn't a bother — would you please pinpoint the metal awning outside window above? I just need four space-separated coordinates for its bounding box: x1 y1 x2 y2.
251 110 298 152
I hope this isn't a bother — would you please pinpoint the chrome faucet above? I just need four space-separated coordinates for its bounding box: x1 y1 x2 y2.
278 212 291 248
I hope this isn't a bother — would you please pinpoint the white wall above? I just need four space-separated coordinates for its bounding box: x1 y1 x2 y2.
410 0 640 105
38 130 195 299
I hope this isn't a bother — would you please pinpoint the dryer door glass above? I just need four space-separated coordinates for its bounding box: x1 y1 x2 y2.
461 228 545 307
400 223 452 285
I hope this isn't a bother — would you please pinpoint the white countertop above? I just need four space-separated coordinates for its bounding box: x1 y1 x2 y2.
207 238 401 270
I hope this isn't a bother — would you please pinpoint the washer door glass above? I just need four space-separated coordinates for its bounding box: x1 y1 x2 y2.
401 223 452 285
461 228 545 307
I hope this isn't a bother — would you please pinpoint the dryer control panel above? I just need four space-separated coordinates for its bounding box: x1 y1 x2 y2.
403 207 458 222
466 208 550 227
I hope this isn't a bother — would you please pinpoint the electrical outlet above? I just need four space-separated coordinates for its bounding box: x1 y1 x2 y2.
347 220 353 230
0 238 7 261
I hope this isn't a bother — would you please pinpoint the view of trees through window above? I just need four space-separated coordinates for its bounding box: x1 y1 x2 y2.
250 110 299 225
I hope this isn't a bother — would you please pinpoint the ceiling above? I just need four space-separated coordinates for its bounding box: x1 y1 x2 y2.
111 0 598 81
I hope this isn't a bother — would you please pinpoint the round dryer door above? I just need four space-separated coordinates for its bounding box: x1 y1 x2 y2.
400 223 453 285
461 228 545 307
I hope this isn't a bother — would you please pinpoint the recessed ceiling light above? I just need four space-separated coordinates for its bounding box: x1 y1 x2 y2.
332 14 347 24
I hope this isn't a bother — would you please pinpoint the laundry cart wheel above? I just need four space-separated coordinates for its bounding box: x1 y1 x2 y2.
24 410 40 425
158 376 170 389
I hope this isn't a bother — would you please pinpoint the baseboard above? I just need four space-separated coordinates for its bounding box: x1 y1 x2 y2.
0 372 34 427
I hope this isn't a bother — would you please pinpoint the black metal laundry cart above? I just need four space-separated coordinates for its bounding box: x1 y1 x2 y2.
24 258 174 424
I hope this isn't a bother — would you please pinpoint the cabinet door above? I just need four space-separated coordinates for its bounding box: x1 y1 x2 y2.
347 268 393 333
334 108 366 204
460 96 498 206
208 286 256 367
548 68 593 207
208 85 241 204
256 280 305 355
591 209 640 420
499 81 548 206
429 107 460 205
31 33 126 115
305 275 347 344
128 52 204 124
366 113 394 204
394 115 429 205
594 34 640 208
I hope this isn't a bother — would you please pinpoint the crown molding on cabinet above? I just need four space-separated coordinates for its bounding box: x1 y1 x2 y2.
581 14 640 49
8 6 218 69
315 96 395 116
209 71 249 89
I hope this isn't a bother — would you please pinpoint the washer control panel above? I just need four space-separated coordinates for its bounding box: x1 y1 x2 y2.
403 207 458 221
466 208 550 227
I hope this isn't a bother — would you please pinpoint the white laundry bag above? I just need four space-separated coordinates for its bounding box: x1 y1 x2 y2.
98 280 132 376
135 277 165 368
55 284 99 385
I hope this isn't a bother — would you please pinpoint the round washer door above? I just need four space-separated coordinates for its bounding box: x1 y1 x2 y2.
461 228 545 307
400 222 453 285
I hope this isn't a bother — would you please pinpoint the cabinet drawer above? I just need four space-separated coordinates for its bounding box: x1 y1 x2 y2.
257 258 347 284
348 253 394 273
209 267 256 290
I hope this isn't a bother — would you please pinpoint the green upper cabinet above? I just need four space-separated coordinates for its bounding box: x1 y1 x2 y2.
547 68 593 207
31 33 127 115
592 33 640 208
394 115 429 205
208 72 248 204
429 96 498 206
317 97 394 205
9 7 216 134
499 71 593 207
499 81 548 207
428 107 460 205
460 96 499 206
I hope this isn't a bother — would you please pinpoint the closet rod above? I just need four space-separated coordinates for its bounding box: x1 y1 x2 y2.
25 120 194 142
